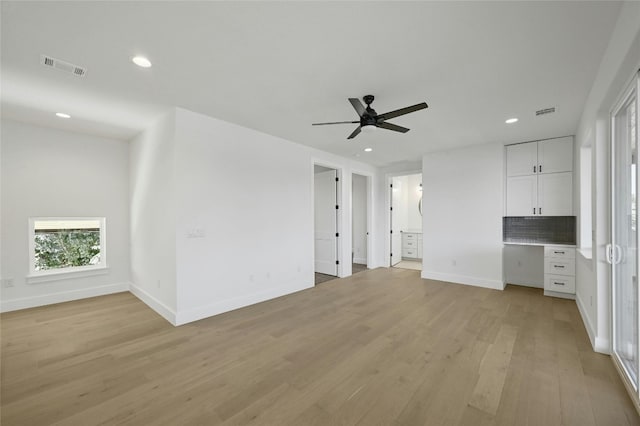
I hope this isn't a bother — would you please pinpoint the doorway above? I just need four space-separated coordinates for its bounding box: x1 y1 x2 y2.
352 173 369 275
314 164 339 285
610 72 639 398
390 173 423 271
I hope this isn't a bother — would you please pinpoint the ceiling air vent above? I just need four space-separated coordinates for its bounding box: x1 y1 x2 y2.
40 54 87 77
536 107 555 116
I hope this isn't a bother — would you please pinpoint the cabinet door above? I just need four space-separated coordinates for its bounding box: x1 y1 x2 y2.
538 137 573 174
538 172 573 215
506 142 538 177
506 175 538 216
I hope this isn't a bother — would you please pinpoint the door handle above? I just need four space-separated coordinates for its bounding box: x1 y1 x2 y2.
614 245 623 265
606 244 613 264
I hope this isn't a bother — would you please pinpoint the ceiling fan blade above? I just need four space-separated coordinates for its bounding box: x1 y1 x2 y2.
312 121 359 126
377 102 428 121
349 98 367 117
347 126 362 139
377 121 410 133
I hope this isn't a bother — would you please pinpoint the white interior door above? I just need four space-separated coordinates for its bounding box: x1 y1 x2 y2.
610 73 639 395
391 179 402 266
314 169 337 276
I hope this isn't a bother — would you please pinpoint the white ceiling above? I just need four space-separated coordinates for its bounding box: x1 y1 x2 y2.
0 1 622 167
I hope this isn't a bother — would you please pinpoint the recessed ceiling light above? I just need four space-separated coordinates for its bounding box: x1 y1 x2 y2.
364 148 373 152
55 112 71 119
505 118 519 124
132 56 152 68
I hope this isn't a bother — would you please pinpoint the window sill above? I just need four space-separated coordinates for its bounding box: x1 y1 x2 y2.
27 266 109 284
577 248 593 260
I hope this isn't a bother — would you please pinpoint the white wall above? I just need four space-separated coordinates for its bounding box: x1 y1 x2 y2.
352 174 367 265
160 108 379 325
129 111 178 323
574 2 640 353
0 120 130 311
422 142 504 290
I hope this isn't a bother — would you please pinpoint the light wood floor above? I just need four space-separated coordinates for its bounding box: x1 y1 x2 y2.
2 268 639 425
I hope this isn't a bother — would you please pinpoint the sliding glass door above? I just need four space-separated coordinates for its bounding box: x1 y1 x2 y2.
611 72 639 391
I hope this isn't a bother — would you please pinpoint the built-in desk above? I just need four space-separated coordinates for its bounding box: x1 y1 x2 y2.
503 242 577 299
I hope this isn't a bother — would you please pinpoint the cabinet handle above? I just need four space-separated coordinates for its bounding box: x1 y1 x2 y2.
533 207 535 215
533 165 536 173
553 282 565 286
553 251 565 254
554 265 565 268
539 165 542 172
539 207 541 215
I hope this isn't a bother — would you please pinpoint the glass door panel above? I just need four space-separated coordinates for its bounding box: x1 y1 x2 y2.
612 77 639 389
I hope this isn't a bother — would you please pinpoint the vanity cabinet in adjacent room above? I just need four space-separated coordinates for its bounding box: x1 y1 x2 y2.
402 232 422 260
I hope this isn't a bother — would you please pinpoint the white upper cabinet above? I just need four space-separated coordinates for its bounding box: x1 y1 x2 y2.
538 172 573 216
538 137 573 174
506 142 538 177
505 137 574 216
506 175 538 216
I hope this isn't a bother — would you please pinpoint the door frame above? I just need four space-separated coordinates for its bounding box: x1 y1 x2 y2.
609 70 640 409
385 170 422 267
351 170 374 270
312 159 343 278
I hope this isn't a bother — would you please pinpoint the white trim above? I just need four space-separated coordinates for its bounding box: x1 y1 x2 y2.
595 337 611 355
26 266 109 284
0 282 128 313
577 292 597 350
421 270 505 291
175 280 312 326
128 283 177 326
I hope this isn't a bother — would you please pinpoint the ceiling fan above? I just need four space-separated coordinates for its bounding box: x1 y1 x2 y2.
312 95 428 139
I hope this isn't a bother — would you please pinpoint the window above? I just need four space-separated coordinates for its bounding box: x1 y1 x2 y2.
28 218 106 277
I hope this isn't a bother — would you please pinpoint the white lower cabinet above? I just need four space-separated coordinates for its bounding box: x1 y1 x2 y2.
543 245 576 298
402 232 422 259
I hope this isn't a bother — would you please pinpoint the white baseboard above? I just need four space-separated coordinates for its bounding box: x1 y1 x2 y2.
576 293 597 349
0 282 129 313
175 281 312 326
128 283 177 325
353 258 367 265
421 270 505 291
594 337 610 355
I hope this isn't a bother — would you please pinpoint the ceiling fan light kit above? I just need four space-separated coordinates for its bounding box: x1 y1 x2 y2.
313 94 428 139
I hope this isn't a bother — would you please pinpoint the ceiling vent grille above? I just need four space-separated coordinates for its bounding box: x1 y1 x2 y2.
535 107 555 116
40 54 87 77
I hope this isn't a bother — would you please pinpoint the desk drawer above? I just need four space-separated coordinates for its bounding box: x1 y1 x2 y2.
404 233 418 241
544 274 575 294
544 258 575 276
544 246 575 259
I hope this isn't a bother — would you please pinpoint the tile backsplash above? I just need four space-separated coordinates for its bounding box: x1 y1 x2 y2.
503 216 576 245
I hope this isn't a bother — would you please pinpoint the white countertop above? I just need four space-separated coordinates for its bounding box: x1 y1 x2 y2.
402 229 423 234
503 241 576 248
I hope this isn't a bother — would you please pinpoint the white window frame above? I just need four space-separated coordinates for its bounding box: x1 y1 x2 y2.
27 217 108 283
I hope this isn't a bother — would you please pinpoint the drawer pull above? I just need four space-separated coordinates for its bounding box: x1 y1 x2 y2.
554 282 565 286
554 265 565 269
553 251 565 254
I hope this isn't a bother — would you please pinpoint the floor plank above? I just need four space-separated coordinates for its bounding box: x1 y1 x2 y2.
1 270 638 425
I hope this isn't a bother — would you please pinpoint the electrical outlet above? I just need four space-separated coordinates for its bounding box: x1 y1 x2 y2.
157 280 161 288
2 278 14 288
451 260 456 267
590 296 593 307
